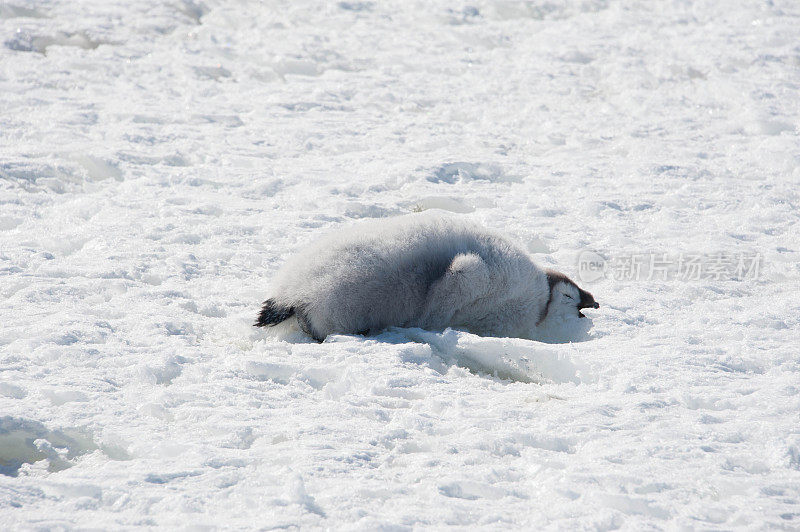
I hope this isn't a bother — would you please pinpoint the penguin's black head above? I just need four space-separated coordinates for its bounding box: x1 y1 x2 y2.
543 269 600 320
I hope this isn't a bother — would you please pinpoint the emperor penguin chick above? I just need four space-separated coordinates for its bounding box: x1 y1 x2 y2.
255 212 599 341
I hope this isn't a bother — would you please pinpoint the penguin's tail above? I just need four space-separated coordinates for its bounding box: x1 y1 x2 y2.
255 299 295 327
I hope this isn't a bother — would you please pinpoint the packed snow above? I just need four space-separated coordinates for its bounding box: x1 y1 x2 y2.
1 0 799 528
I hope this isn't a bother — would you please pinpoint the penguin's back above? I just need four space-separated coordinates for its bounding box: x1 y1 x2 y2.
269 212 536 339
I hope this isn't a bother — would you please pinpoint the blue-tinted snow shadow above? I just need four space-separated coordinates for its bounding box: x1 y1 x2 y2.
332 327 591 385
0 417 110 477
261 316 595 384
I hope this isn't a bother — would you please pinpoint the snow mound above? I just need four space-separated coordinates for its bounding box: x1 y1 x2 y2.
383 327 588 384
266 317 591 384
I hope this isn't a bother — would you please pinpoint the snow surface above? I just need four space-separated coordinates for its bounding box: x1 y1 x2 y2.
1 0 799 528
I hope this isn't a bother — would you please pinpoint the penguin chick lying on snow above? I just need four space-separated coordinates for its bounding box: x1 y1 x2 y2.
255 212 599 342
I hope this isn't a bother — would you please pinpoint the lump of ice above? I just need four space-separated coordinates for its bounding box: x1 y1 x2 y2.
0 417 98 477
0 382 27 399
273 58 321 78
428 162 511 184
5 29 101 53
75 155 123 182
383 327 588 384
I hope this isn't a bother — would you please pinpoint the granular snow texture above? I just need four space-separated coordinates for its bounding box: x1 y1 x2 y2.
1 0 799 528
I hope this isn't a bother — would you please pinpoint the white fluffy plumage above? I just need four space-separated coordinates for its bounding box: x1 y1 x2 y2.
256 212 598 341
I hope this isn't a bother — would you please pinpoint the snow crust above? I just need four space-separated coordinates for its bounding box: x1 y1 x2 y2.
1 0 799 528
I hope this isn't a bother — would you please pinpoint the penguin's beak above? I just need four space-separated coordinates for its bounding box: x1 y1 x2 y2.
577 290 599 318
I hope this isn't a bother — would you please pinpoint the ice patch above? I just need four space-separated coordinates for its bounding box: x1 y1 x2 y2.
343 202 402 219
526 235 552 254
723 456 770 474
0 4 47 18
5 29 102 53
428 162 516 184
261 313 593 384
410 196 476 213
515 432 575 453
0 382 27 399
381 328 587 384
145 470 202 484
273 58 321 78
439 480 506 500
42 389 89 405
561 51 594 64
75 155 123 182
193 65 232 80
0 160 78 191
0 418 98 477
0 216 22 230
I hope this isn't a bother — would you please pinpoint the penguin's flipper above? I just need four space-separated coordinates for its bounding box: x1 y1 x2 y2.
419 253 490 327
